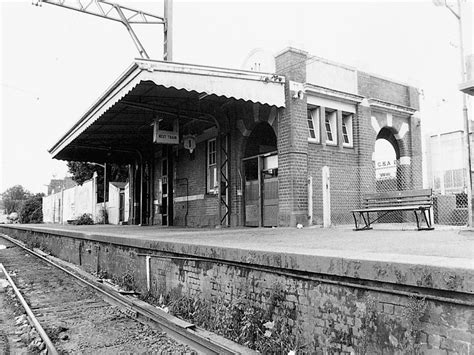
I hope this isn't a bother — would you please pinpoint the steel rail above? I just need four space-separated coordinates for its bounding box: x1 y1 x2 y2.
0 234 246 354
0 263 59 355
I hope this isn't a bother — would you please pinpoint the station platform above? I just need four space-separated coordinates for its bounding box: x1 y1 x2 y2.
1 223 473 295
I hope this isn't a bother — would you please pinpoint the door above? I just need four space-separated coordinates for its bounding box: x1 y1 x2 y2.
244 158 260 227
262 170 278 227
119 191 125 223
161 152 173 226
243 153 278 227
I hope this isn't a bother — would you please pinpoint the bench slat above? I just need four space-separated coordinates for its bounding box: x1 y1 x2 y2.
363 188 432 200
353 205 431 213
362 199 431 207
363 197 431 203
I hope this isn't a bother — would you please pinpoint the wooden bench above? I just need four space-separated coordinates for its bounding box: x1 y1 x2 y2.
351 189 434 231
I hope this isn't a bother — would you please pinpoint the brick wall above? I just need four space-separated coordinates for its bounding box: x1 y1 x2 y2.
358 71 410 107
172 140 220 227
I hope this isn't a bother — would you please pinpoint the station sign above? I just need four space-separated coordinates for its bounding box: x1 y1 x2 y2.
154 130 179 144
152 118 179 144
375 159 397 180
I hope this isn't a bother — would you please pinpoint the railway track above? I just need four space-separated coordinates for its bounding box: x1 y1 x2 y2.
0 233 250 355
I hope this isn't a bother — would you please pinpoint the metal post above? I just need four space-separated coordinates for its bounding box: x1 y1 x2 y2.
456 0 472 227
216 134 222 228
103 163 107 224
129 164 134 225
164 0 173 61
308 176 313 225
140 159 144 226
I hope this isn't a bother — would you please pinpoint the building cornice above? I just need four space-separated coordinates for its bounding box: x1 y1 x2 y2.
368 98 417 116
304 84 364 104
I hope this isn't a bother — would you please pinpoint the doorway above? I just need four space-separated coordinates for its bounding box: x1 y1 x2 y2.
242 122 278 227
243 152 278 227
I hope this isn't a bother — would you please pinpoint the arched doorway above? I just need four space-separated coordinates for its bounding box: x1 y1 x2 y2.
242 122 278 227
374 127 403 222
374 127 401 192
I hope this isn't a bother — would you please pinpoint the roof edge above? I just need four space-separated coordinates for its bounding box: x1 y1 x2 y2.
48 62 140 154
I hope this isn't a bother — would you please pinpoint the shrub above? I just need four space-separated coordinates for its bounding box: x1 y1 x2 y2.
70 213 94 225
19 194 43 224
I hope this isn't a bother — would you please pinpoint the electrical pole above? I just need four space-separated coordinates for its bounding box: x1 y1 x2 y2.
33 0 171 61
455 0 472 227
434 0 472 227
164 0 173 61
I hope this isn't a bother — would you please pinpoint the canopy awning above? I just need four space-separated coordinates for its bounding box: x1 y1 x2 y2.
49 59 285 162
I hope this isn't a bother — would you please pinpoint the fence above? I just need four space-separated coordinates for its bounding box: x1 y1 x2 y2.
42 178 129 224
316 153 469 228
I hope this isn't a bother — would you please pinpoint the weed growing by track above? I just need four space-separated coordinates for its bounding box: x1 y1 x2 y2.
141 283 306 353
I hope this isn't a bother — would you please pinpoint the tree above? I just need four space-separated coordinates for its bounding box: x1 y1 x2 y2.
67 161 129 203
67 161 129 186
66 162 96 186
1 185 31 214
19 193 44 224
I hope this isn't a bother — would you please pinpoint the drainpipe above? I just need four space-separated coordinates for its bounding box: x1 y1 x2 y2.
146 255 151 291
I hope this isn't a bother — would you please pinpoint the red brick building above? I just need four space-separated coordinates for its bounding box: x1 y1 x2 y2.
49 48 422 227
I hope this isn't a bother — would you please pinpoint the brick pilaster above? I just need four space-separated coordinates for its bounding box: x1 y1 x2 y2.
275 48 309 226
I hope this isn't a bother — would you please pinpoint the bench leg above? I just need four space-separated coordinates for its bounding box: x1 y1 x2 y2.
353 212 373 231
414 209 434 231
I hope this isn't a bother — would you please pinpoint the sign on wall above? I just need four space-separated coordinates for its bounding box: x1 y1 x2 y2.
375 159 397 180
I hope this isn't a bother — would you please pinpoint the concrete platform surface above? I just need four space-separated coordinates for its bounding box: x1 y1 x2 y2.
1 224 473 294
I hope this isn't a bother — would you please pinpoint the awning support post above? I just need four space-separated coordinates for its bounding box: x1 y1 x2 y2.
216 133 222 228
140 158 144 225
220 134 229 225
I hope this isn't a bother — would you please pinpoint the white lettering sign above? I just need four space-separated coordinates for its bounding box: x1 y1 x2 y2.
375 159 397 180
154 130 179 144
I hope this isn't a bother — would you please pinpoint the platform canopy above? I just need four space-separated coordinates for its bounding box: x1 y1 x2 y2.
460 80 474 96
49 59 286 163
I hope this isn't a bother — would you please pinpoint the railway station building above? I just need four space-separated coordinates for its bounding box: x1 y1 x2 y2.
49 47 422 228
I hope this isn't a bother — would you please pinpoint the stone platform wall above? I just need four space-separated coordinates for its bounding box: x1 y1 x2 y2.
1 226 472 354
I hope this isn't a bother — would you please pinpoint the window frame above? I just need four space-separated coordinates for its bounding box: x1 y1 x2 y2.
342 112 353 148
307 107 321 143
207 138 217 194
325 109 337 145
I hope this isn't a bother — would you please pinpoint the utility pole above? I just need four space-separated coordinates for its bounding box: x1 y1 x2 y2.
434 0 472 227
454 0 472 227
164 0 173 61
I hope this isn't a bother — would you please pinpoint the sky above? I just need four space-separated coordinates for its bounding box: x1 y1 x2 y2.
1 0 472 194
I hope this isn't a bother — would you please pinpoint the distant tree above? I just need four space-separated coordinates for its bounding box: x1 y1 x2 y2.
67 161 129 203
66 162 96 186
1 185 32 214
67 162 129 186
19 193 44 224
